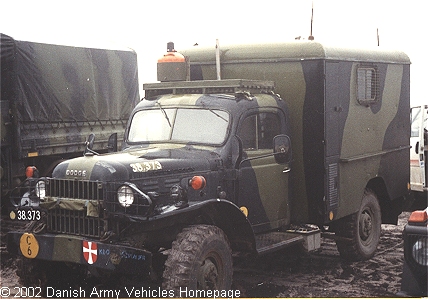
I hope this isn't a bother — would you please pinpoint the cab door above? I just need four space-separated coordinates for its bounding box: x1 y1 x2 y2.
237 109 291 233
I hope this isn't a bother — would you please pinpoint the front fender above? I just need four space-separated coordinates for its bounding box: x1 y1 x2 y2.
142 199 256 253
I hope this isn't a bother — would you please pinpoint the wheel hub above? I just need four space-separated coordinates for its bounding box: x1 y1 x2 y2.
197 258 218 289
359 211 373 241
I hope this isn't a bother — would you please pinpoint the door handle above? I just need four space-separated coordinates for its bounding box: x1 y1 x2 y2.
283 167 291 173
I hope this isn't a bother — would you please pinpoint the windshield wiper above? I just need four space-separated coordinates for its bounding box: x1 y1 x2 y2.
209 108 228 122
157 102 172 127
200 100 228 123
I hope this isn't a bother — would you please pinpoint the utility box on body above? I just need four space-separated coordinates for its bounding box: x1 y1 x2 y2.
181 42 410 226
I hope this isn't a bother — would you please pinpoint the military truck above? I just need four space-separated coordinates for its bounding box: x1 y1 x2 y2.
409 105 427 208
7 41 410 292
0 33 139 208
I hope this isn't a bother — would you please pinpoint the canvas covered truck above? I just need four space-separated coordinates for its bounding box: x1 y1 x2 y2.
409 105 427 208
0 33 139 208
7 41 410 292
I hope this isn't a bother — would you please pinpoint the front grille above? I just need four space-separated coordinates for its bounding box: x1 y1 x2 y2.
46 178 104 200
44 178 105 238
47 208 104 238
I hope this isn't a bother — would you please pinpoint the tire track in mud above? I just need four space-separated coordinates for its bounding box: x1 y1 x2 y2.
232 214 409 297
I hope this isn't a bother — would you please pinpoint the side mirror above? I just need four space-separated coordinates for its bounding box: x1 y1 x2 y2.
87 133 95 150
273 135 291 164
108 133 118 153
84 133 96 155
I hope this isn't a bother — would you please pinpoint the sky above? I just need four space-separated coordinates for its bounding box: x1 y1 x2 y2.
1 0 426 106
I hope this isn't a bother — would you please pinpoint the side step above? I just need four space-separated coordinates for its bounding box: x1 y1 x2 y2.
255 228 321 255
255 232 304 255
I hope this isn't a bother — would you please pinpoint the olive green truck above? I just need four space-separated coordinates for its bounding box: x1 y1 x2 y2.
7 41 410 292
1 33 139 208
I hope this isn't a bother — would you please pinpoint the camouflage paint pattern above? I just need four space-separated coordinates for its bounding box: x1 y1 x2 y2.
339 63 408 219
181 41 410 224
1 33 139 159
53 89 290 230
1 33 139 196
6 42 410 273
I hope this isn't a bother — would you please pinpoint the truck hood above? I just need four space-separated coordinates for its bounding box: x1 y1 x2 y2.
52 145 220 181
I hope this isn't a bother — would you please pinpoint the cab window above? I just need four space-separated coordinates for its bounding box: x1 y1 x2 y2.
238 112 281 151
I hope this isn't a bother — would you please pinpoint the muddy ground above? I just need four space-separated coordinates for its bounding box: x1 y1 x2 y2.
1 212 410 298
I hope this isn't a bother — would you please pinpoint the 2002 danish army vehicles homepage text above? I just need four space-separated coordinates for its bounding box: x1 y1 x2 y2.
7 41 410 292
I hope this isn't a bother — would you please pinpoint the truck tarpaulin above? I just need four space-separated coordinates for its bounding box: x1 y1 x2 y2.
1 33 139 122
0 33 139 161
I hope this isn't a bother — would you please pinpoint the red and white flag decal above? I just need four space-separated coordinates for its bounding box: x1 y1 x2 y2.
83 241 98 264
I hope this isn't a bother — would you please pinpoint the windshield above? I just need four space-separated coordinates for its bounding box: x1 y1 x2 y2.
128 108 230 145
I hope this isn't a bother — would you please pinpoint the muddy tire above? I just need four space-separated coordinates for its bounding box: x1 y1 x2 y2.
162 225 233 292
335 190 381 261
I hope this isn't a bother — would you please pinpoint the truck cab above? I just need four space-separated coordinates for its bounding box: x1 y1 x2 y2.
134 80 292 231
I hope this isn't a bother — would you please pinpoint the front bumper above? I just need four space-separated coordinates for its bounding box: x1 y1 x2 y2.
7 231 152 275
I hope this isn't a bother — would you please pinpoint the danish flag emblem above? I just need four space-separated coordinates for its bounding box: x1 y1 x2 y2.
82 241 98 264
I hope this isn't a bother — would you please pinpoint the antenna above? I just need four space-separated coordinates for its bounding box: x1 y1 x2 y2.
308 2 314 40
377 28 380 46
215 39 221 80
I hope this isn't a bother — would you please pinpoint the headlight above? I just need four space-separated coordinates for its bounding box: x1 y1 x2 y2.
35 180 46 200
412 238 428 266
117 185 134 207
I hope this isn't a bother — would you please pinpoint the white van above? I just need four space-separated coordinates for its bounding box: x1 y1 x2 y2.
410 105 427 199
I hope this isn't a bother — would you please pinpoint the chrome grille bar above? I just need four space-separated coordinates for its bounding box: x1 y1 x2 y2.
47 208 103 238
44 178 104 238
46 178 103 200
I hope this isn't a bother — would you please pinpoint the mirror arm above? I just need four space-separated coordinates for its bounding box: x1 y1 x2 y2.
238 152 283 168
84 133 99 156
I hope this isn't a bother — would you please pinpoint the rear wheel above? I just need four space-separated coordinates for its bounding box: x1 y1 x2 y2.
335 190 381 261
162 225 233 292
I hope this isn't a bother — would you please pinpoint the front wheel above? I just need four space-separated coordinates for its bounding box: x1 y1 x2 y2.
162 225 233 292
335 190 381 261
